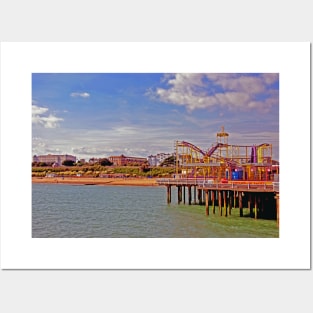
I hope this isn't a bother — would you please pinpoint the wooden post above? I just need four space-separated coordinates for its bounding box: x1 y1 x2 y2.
178 186 182 204
205 190 209 216
167 185 171 204
198 189 202 205
223 190 227 217
193 186 197 205
183 186 186 204
218 190 222 216
275 193 279 227
228 191 232 216
261 194 264 218
239 192 243 217
188 186 192 205
212 190 215 214
179 186 182 204
254 194 258 219
248 193 253 217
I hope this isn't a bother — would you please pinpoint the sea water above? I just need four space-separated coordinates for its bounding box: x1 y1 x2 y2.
32 184 279 238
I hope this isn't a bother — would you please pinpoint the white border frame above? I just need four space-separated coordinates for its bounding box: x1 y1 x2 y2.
0 42 311 269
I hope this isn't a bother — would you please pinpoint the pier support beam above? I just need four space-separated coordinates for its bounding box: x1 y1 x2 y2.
188 186 192 205
239 192 243 217
167 185 171 204
223 190 227 217
254 194 258 219
275 193 279 227
218 190 222 216
228 191 232 216
248 193 253 217
193 186 197 205
177 186 182 204
212 191 215 214
198 189 203 205
205 190 209 216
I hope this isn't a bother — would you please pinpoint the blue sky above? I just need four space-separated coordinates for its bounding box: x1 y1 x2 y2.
32 73 279 161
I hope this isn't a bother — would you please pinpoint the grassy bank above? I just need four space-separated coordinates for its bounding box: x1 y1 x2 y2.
32 165 175 178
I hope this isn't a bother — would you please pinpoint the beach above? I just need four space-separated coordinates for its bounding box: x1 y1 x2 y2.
32 176 159 187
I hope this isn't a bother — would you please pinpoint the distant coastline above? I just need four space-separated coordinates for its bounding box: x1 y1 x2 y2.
32 176 159 187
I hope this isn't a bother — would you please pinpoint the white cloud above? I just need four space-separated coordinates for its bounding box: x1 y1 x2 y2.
151 73 279 113
112 126 138 135
72 146 114 156
70 92 90 98
32 104 63 128
32 105 48 115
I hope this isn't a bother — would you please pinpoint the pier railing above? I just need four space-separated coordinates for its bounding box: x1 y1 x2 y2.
156 178 278 192
157 178 207 186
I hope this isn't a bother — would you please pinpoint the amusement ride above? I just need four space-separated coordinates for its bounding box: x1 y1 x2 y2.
174 127 279 184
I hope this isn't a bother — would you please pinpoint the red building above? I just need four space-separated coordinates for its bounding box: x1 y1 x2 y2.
108 154 147 166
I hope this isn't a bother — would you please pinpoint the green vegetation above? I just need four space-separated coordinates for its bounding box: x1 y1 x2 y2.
99 158 113 166
32 163 175 178
62 160 75 166
160 155 175 167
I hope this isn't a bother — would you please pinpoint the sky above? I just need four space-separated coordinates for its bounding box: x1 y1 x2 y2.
32 73 279 161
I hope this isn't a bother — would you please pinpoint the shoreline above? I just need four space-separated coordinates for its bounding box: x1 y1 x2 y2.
32 176 159 187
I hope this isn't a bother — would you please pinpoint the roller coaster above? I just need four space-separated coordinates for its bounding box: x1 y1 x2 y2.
175 127 279 183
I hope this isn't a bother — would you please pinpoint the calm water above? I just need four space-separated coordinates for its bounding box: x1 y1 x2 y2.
32 184 279 238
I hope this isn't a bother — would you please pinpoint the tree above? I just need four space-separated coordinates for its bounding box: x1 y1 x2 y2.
62 160 75 166
160 155 175 167
99 158 113 166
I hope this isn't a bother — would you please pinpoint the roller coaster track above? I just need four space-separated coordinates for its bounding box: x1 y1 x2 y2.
177 141 271 167
178 141 207 156
178 141 225 157
207 143 224 156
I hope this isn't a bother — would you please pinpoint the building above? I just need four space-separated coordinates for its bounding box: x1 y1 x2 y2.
88 158 100 164
108 154 147 166
33 154 76 165
147 153 172 166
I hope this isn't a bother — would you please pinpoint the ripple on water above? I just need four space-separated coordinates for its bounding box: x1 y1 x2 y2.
32 184 279 238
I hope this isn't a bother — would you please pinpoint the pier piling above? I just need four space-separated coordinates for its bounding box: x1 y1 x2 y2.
218 190 222 216
228 191 232 216
188 186 192 205
275 193 279 227
158 179 279 225
239 192 243 217
212 191 215 214
223 190 227 217
205 190 209 215
167 185 171 204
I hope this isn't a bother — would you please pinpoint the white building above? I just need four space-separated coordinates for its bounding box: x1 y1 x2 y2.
147 153 172 166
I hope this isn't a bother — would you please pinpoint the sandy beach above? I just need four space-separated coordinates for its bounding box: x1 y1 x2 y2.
32 176 159 187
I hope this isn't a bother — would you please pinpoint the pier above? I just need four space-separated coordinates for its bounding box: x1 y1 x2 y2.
157 178 279 226
156 127 279 226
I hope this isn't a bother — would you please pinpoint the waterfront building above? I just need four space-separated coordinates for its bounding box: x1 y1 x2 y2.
88 158 100 164
108 154 147 166
147 153 173 166
33 154 76 165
